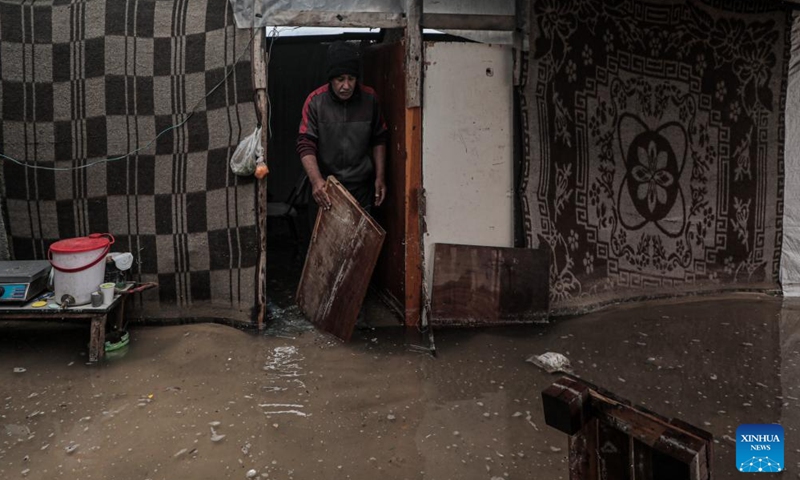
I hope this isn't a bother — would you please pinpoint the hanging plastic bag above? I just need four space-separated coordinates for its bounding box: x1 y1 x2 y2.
230 126 263 176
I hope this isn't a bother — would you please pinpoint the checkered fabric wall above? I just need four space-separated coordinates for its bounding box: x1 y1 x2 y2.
0 0 259 322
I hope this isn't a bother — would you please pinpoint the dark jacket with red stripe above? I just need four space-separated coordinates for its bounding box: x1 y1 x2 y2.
297 83 388 190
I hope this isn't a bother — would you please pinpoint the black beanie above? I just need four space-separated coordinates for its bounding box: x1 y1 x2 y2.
326 41 360 80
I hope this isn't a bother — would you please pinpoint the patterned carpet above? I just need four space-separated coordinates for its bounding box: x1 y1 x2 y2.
0 0 259 322
521 0 791 312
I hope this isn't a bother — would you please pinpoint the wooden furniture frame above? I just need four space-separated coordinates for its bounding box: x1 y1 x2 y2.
542 376 714 480
0 294 126 362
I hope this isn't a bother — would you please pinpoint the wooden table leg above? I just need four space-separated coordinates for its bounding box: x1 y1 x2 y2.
113 296 126 332
89 314 107 362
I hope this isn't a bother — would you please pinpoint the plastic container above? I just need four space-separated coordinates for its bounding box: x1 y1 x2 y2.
49 234 114 306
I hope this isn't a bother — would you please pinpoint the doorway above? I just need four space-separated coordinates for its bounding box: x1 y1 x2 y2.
265 34 408 332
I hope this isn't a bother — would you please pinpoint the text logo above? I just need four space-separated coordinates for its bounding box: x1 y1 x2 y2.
736 424 784 473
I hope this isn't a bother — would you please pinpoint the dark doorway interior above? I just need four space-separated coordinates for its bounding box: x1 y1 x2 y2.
265 36 404 332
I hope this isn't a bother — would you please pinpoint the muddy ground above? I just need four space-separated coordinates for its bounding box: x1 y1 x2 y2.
1 292 799 480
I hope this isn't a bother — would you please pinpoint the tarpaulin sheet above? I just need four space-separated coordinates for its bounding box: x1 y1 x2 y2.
230 0 403 28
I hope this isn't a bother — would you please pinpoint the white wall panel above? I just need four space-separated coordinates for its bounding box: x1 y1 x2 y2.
422 42 514 295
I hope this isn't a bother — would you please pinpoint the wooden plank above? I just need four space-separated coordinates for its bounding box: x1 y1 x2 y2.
252 27 269 331
598 421 631 480
542 376 591 436
268 11 405 29
405 0 422 108
296 177 386 341
404 107 422 326
421 13 517 31
363 42 407 319
542 377 714 480
430 243 549 326
589 391 708 479
633 439 654 480
668 418 714 479
570 419 598 480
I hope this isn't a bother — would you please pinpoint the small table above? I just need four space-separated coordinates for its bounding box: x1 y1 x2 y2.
0 294 126 362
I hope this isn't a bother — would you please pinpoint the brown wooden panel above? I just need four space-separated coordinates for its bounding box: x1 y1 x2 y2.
403 106 422 327
570 419 598 480
296 177 385 341
363 42 407 317
543 377 714 480
598 421 631 480
430 243 548 326
633 439 654 480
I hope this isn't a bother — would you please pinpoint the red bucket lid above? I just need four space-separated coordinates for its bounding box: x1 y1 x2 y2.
50 233 114 254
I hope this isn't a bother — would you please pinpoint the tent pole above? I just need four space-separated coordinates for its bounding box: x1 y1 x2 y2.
252 27 269 331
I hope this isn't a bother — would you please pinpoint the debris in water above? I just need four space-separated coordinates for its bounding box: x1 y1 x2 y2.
209 421 221 427
241 443 251 455
512 412 522 418
13 367 26 374
210 426 226 443
174 448 188 458
526 352 573 374
550 446 562 452
65 443 79 454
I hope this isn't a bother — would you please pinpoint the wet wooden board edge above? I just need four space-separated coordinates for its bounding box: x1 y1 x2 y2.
543 377 712 480
295 178 386 341
327 176 386 235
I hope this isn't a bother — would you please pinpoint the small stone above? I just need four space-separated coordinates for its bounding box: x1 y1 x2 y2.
174 448 188 458
483 412 490 418
246 469 257 478
21 469 30 476
210 434 226 443
65 443 79 454
453 431 460 436
512 412 522 418
13 367 26 374
387 414 396 421
209 421 221 427
550 446 562 452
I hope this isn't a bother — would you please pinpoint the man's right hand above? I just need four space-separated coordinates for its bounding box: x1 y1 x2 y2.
311 178 332 210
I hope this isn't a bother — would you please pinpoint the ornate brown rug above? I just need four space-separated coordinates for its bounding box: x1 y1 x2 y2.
521 0 791 312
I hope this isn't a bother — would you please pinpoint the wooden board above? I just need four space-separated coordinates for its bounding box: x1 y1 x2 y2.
542 377 713 480
430 243 549 326
363 42 407 320
296 177 386 341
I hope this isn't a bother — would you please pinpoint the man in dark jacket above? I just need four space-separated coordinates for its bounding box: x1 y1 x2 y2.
296 41 388 228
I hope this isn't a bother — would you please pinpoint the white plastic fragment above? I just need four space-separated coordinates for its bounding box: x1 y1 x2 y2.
526 352 573 374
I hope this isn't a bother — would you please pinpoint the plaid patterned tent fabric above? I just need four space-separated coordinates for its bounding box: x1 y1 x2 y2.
521 0 790 313
0 0 259 322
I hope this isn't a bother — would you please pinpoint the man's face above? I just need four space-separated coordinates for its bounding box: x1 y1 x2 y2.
331 74 356 101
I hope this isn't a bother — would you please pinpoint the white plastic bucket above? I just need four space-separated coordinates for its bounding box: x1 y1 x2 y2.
49 234 114 306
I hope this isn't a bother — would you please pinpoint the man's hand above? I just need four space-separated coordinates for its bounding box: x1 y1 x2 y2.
374 178 386 207
311 178 331 210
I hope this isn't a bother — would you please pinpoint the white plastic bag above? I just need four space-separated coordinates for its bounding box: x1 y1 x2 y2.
230 126 263 176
